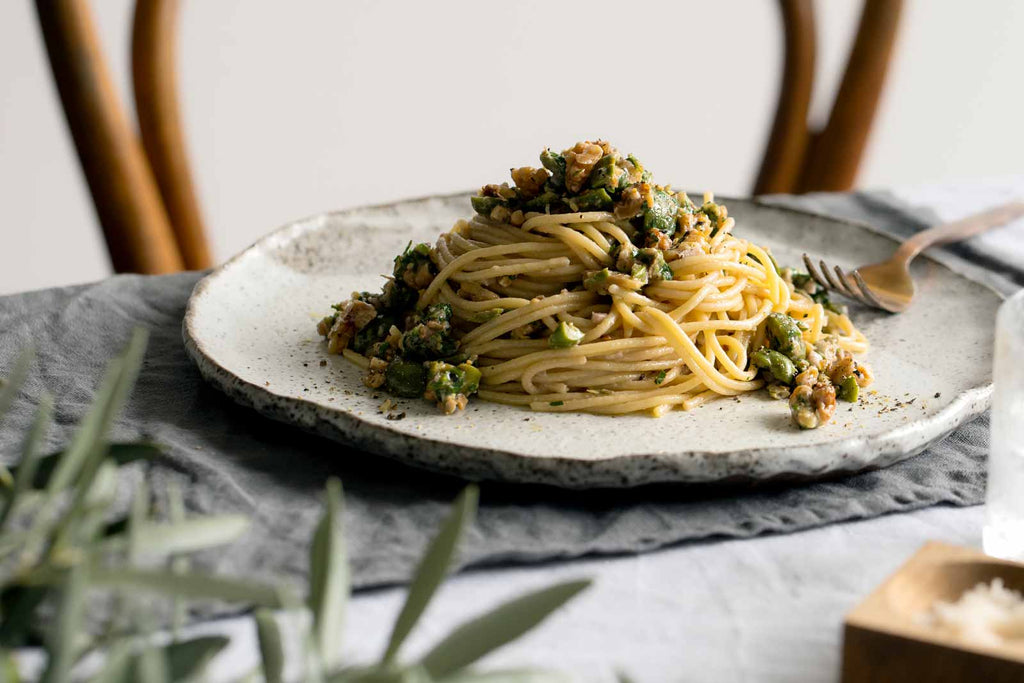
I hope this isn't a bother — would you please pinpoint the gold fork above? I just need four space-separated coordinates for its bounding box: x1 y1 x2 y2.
802 201 1024 313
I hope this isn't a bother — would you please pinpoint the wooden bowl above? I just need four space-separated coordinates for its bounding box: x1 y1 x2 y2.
843 541 1024 682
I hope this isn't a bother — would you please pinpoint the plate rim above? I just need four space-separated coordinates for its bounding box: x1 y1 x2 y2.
183 192 996 488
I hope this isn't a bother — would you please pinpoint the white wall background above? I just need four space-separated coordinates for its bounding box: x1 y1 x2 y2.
2 1 1022 295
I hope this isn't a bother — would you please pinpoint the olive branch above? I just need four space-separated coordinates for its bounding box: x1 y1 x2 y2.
0 331 589 682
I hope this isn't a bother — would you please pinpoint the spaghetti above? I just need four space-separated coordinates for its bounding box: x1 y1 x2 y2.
317 141 873 428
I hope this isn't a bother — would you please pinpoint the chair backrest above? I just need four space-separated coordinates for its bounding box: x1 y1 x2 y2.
35 0 902 275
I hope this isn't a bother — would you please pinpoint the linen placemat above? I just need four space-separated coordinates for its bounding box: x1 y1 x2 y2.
0 191 999 594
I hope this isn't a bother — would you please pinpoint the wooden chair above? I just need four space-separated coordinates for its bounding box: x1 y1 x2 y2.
35 0 903 275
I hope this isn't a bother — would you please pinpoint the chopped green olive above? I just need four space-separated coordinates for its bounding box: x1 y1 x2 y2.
636 248 673 282
641 190 679 236
402 327 457 360
385 359 427 398
393 242 435 289
470 195 506 216
571 188 613 211
838 375 859 402
549 321 584 348
627 154 651 183
459 363 482 394
791 270 813 289
588 154 624 192
583 268 611 293
750 348 798 384
810 289 846 315
766 313 806 362
351 313 395 354
368 340 396 361
523 191 561 212
421 303 452 325
701 202 726 236
469 308 503 323
630 263 649 285
539 150 566 188
426 361 481 405
401 303 457 360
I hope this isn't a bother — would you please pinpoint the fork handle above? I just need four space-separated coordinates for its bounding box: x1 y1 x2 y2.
896 200 1024 264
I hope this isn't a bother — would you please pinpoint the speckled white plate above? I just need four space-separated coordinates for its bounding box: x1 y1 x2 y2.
183 193 998 488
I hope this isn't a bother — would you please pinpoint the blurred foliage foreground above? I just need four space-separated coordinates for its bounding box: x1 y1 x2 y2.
0 330 589 682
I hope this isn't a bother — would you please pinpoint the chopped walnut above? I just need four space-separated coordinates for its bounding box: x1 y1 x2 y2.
441 394 468 415
677 211 711 234
319 299 377 354
854 361 874 388
363 357 388 389
812 336 842 371
811 381 837 423
510 210 526 227
621 157 644 184
645 230 672 250
615 245 635 272
827 355 856 385
789 378 837 429
490 205 512 223
794 365 818 387
510 166 549 198
563 141 604 193
789 385 817 429
614 186 644 219
402 261 434 289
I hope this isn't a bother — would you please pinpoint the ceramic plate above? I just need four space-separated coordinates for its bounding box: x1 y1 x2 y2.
183 193 998 488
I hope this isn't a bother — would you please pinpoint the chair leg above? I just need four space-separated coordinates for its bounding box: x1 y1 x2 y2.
35 0 184 274
753 0 816 196
797 0 904 192
133 0 212 270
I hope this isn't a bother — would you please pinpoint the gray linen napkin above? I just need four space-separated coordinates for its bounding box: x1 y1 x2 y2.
0 192 997 596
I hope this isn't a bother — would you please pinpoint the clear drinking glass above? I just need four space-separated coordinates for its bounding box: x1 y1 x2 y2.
984 288 1024 559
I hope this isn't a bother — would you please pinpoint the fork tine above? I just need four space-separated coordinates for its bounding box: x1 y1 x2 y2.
819 260 851 296
832 265 862 302
851 270 885 308
802 253 828 290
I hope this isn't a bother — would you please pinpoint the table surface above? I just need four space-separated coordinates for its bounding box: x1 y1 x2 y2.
32 181 1023 683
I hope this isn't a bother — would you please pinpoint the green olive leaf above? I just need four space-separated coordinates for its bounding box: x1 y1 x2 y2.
98 515 250 558
23 442 163 490
420 580 590 679
90 567 291 607
133 645 169 683
437 670 572 683
309 477 349 670
255 610 285 683
87 641 134 683
39 563 88 683
0 394 52 529
383 485 478 664
47 328 147 495
164 635 229 682
0 584 49 648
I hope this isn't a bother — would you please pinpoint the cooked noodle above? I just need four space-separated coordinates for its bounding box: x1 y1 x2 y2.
413 210 867 416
